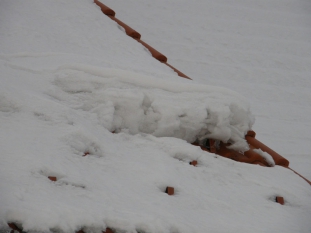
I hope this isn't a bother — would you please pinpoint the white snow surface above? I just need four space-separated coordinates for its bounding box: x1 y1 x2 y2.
104 0 311 179
253 149 275 167
1 0 311 233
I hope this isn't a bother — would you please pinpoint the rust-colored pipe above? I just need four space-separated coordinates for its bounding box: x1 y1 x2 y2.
288 168 311 186
94 0 115 16
136 39 167 63
165 63 192 80
195 139 311 186
109 16 141 39
244 145 271 167
216 142 270 166
193 140 270 167
245 131 289 167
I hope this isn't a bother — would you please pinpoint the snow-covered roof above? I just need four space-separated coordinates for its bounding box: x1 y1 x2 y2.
1 0 311 232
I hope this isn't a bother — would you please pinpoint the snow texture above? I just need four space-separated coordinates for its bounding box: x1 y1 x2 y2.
104 0 311 178
53 64 253 151
1 0 311 233
253 148 275 167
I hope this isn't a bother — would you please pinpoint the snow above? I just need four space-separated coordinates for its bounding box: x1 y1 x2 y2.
1 0 311 233
103 0 311 175
52 64 253 150
253 149 275 167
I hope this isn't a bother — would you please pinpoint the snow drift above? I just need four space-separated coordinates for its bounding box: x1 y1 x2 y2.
53 64 254 151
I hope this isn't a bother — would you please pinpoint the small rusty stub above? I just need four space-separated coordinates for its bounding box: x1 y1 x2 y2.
48 176 57 182
189 160 198 166
165 186 175 195
276 196 285 205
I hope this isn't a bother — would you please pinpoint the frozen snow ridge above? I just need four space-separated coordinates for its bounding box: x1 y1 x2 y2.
54 64 253 151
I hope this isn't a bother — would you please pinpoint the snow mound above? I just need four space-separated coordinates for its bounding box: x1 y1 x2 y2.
51 64 253 151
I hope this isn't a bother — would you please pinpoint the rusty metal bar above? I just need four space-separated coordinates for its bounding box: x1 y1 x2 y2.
94 0 115 16
165 63 192 79
245 131 289 167
288 168 311 186
109 16 141 39
136 39 167 63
